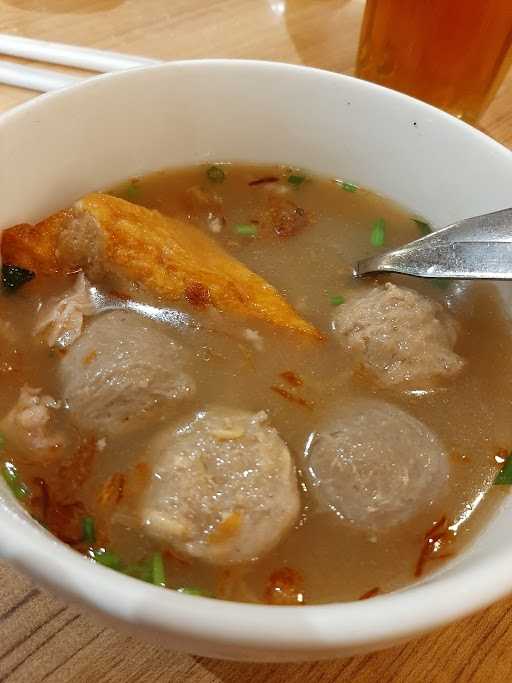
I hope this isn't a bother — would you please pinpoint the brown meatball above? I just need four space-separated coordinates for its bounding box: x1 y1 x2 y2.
305 400 449 531
140 406 300 565
332 282 464 388
59 311 195 437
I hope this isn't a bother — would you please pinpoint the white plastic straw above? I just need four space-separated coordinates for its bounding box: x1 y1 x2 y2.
0 59 81 91
0 34 161 73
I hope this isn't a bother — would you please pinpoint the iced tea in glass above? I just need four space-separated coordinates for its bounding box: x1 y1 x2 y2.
356 0 512 124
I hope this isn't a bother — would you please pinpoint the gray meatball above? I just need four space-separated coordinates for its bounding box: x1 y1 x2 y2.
305 400 449 530
333 282 464 388
140 406 300 565
59 311 195 437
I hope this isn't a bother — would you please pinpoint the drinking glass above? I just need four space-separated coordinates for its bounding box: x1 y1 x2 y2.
356 0 512 124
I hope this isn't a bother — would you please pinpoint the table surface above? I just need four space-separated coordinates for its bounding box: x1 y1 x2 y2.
1 1 512 681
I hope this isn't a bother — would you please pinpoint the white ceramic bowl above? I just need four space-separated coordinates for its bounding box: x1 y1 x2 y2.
1 60 512 662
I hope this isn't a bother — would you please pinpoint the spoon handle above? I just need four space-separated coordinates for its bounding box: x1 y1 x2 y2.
88 286 197 330
123 300 197 328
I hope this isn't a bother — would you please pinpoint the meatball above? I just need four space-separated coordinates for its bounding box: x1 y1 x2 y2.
140 406 300 565
332 282 464 387
59 311 195 437
305 400 449 531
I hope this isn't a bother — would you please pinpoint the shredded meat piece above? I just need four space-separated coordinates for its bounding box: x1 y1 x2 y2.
1 385 65 460
264 567 305 605
34 273 95 349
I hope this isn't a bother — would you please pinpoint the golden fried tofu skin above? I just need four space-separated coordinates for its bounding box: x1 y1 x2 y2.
60 194 320 337
2 210 72 275
2 193 320 338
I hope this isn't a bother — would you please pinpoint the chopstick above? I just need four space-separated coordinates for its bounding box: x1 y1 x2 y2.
0 59 82 91
0 34 161 73
0 34 164 93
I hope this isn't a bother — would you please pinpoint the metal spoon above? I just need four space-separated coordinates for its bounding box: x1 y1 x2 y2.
87 286 198 330
355 207 512 280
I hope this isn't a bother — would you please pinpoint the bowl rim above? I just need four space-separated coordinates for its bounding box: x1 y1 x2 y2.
1 58 512 657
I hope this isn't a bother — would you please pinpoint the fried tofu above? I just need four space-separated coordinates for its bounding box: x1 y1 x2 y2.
2 210 72 274
2 194 321 338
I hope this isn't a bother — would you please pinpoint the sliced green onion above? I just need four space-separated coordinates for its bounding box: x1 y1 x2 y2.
0 433 5 451
413 218 431 236
122 561 153 583
151 552 166 587
91 548 122 570
288 174 306 187
122 179 140 200
370 218 386 248
495 457 512 484
81 516 96 544
206 165 225 183
177 587 205 597
2 264 35 292
330 295 345 306
1 461 29 499
335 180 358 193
234 224 257 237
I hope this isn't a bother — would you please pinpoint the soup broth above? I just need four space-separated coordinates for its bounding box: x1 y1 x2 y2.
1 164 510 604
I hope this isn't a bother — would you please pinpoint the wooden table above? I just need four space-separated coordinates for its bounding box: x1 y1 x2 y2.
1 1 512 681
